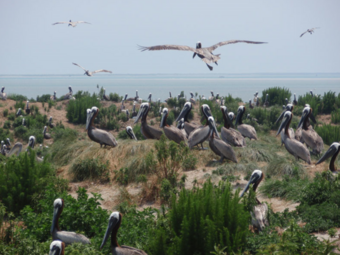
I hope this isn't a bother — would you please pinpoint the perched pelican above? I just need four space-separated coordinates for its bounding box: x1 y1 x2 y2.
177 118 188 139
131 102 138 118
189 92 196 105
72 63 112 76
176 102 199 136
25 101 30 115
235 106 258 140
0 87 7 100
209 91 215 101
1 141 22 157
297 106 324 155
100 212 148 254
27 136 44 162
43 126 51 139
300 27 320 37
52 20 91 27
49 240 65 255
134 103 163 140
22 118 26 126
220 106 245 147
249 99 254 109
263 94 269 107
61 86 73 100
86 107 117 147
160 108 187 144
5 138 11 150
139 40 267 71
240 170 269 231
165 92 172 103
293 93 297 105
49 116 55 128
16 108 22 117
309 90 314 97
316 142 340 174
126 126 137 140
50 91 57 101
277 111 311 164
275 104 295 145
126 91 138 101
208 116 237 163
51 198 91 245
103 88 110 101
220 96 225 106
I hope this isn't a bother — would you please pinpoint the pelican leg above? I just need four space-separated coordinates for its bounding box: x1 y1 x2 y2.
206 64 213 71
200 143 208 150
218 156 224 162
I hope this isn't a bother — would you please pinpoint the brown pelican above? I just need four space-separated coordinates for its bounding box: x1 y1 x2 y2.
209 91 215 101
134 103 163 139
275 104 295 146
52 20 91 27
1 141 22 157
100 212 148 254
22 118 26 126
51 198 91 245
208 116 237 163
297 106 324 155
293 94 297 105
300 27 320 37
126 91 138 101
61 86 73 100
277 111 311 164
27 136 44 162
220 96 225 106
235 106 258 140
160 108 187 144
86 107 117 147
316 142 340 174
176 102 199 136
139 40 267 71
249 99 254 109
103 88 110 101
50 91 57 101
220 106 245 147
201 95 206 100
189 92 196 105
43 126 51 139
72 63 112 76
16 108 22 117
49 116 55 128
263 94 269 107
240 170 269 231
25 101 30 115
131 102 138 118
49 240 65 255
126 126 137 140
0 87 7 100
177 118 188 139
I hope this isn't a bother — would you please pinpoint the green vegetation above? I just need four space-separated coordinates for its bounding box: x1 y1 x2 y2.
331 108 340 124
7 94 27 101
315 124 340 146
70 158 110 182
261 87 292 106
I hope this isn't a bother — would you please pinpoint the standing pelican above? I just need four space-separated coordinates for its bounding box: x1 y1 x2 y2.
189 92 196 105
139 40 267 71
275 104 296 146
51 198 91 245
316 142 340 174
220 106 245 147
177 118 188 139
100 212 148 254
49 240 65 255
27 136 44 162
50 91 57 101
249 99 254 109
52 20 91 27
297 106 324 155
49 116 55 128
131 102 138 118
43 126 51 139
209 91 215 101
25 101 30 115
0 87 7 100
160 108 187 144
235 106 258 140
103 88 110 101
86 107 117 147
208 116 237 163
134 103 163 140
176 102 199 136
16 108 22 117
61 86 73 100
300 27 320 37
126 126 137 140
263 94 269 107
240 170 269 231
72 63 112 76
277 111 311 164
293 93 297 105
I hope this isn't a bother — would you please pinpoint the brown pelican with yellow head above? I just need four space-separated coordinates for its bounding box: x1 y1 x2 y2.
235 106 257 140
51 198 91 245
220 106 245 147
176 102 199 136
160 108 187 144
100 211 148 254
316 142 340 174
86 107 117 147
297 106 324 155
49 240 65 255
134 103 163 140
277 111 311 164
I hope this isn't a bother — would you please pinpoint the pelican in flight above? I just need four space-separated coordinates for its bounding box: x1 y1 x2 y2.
139 39 267 71
100 212 148 254
52 20 91 27
51 198 91 245
126 126 137 140
316 142 340 174
72 63 112 76
220 106 245 147
160 108 187 144
134 103 163 139
240 170 269 231
86 107 117 147
300 27 320 37
277 111 311 164
235 106 257 140
49 240 65 255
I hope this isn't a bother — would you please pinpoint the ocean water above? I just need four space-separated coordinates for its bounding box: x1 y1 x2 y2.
0 73 339 102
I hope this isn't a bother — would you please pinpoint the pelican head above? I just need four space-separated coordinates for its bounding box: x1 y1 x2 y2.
228 112 235 121
43 126 47 134
220 106 234 128
190 92 194 98
201 104 212 119
160 108 169 128
28 136 35 149
69 86 72 93
207 116 220 138
6 138 11 146
49 240 65 255
275 104 294 124
126 126 137 140
235 106 246 126
49 116 53 122
100 211 121 249
315 142 340 171
297 106 312 129
148 93 152 100
176 102 192 122
177 118 185 129
134 103 149 124
196 41 202 49
240 170 264 197
51 198 64 234
85 108 92 130
276 111 292 136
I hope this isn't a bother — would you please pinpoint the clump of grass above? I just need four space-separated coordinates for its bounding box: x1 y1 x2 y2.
315 124 340 146
265 157 306 178
331 108 340 124
70 158 109 182
261 87 292 106
8 94 27 101
2 109 8 117
238 146 273 163
182 154 197 171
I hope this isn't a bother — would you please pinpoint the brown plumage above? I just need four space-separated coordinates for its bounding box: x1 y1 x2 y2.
220 106 245 147
43 126 51 139
160 108 187 144
235 106 257 140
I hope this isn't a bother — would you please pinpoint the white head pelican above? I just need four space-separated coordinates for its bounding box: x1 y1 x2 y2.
316 142 340 174
49 240 65 255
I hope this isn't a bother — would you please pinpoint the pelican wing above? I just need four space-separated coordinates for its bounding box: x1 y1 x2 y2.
212 138 237 163
163 126 187 144
72 63 86 71
206 40 267 52
92 69 112 74
300 31 308 37
188 126 209 149
74 21 91 24
238 124 258 140
55 231 91 245
52 21 69 25
92 128 117 147
138 44 196 52
119 245 148 255
284 136 311 164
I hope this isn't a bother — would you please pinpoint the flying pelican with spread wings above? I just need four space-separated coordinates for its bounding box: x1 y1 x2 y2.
300 27 320 37
72 63 112 76
52 20 91 27
139 39 267 71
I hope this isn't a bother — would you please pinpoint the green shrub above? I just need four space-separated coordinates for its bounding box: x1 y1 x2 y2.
3 121 11 129
314 124 340 146
166 110 175 125
261 87 292 106
8 113 15 121
53 127 78 142
160 178 174 204
297 93 322 116
0 128 11 142
70 158 109 182
36 94 52 103
182 154 197 171
321 91 337 114
14 100 25 110
8 94 27 101
331 108 340 124
3 109 8 117
109 92 121 102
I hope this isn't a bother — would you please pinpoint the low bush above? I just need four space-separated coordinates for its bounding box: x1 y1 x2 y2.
36 94 52 103
261 87 292 106
7 94 27 101
7 113 15 121
70 158 109 182
182 154 197 171
109 92 121 102
314 124 340 146
3 121 11 129
0 128 11 142
3 109 8 117
14 100 25 110
331 108 340 124
297 92 322 116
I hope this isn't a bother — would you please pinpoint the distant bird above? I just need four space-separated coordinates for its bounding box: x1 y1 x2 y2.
0 87 7 100
27 136 44 162
300 27 320 37
147 93 152 104
309 90 314 97
49 240 65 255
22 118 26 126
139 40 267 71
60 86 73 100
189 92 196 105
201 95 206 100
72 63 112 76
49 116 55 128
293 93 297 106
209 91 215 101
25 101 31 115
52 20 91 27
103 88 110 101
249 99 254 109
126 126 137 140
50 91 57 101
316 142 340 174
16 108 22 117
131 102 138 118
43 126 51 139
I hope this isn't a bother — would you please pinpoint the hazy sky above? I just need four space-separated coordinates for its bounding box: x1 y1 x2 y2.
1 0 339 74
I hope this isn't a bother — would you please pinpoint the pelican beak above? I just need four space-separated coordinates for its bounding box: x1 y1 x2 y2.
275 109 287 124
160 110 166 128
240 172 261 197
100 216 119 249
134 105 145 124
276 114 290 136
127 128 137 140
85 109 91 130
297 110 308 129
208 117 220 139
51 204 61 234
315 143 338 165
176 104 190 122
